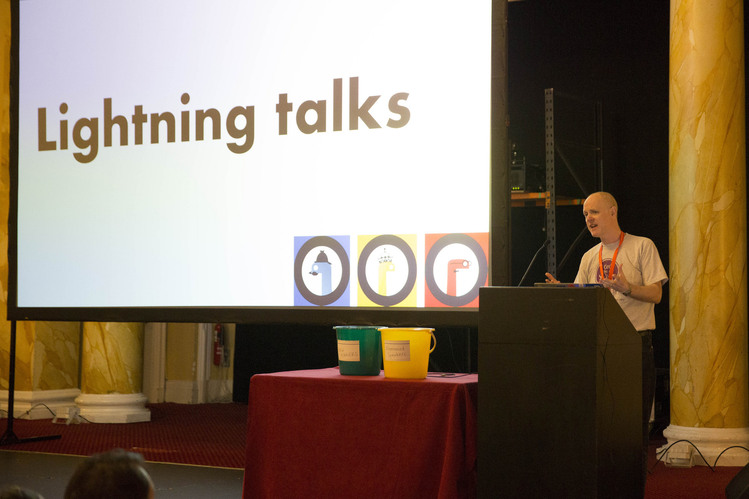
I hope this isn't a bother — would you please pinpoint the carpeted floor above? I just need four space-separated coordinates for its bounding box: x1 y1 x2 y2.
646 436 743 498
0 403 247 469
1 403 746 497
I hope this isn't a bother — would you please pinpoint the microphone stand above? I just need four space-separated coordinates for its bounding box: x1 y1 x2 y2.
517 240 550 287
1 320 61 445
556 226 589 277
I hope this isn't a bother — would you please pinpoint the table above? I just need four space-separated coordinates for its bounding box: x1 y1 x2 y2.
242 367 477 499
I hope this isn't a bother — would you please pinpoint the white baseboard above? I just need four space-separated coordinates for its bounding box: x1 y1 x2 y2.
75 393 150 424
206 379 233 403
0 388 81 420
660 425 749 467
165 380 196 404
164 379 233 404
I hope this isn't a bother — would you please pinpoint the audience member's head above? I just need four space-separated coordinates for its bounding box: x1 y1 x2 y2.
64 448 154 499
0 485 44 499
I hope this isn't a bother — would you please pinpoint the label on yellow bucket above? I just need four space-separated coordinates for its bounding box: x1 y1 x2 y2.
337 339 360 362
383 340 411 361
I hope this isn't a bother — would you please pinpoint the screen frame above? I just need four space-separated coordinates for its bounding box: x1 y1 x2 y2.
6 0 509 328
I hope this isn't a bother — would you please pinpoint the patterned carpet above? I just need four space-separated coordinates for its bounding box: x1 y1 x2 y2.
645 437 743 498
0 403 247 469
1 402 746 496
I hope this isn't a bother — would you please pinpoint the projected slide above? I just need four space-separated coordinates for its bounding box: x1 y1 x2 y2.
14 0 492 311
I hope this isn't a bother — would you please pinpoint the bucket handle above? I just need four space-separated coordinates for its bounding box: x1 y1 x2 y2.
429 331 436 353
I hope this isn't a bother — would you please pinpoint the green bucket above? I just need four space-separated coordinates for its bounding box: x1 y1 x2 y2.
334 325 383 376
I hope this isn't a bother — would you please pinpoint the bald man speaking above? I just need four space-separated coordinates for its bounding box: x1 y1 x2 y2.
546 191 668 491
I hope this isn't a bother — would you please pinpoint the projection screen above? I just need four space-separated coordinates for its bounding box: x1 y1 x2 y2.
8 0 499 325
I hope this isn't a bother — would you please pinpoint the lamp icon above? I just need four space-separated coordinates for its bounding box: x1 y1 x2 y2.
309 250 332 295
447 259 471 297
378 249 395 295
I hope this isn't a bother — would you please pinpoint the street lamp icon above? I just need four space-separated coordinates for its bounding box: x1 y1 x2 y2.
309 250 332 295
447 259 471 297
378 249 395 295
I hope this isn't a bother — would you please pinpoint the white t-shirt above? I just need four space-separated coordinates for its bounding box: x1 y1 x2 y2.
574 233 668 331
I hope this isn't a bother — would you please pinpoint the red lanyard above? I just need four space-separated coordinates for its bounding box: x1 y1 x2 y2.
599 232 625 280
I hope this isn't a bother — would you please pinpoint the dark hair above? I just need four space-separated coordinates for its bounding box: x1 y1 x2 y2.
64 449 153 499
0 486 44 499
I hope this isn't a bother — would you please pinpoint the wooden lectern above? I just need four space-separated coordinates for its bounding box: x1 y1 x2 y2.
478 286 642 498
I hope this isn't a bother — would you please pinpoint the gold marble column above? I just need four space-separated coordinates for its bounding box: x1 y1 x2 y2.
75 322 150 423
1 322 82 419
665 0 749 467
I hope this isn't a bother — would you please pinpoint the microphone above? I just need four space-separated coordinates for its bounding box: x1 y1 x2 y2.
517 239 550 287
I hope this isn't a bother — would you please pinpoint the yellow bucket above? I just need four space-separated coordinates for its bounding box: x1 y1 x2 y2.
379 327 436 379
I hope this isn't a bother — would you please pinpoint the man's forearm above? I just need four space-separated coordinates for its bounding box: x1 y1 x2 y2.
628 282 662 304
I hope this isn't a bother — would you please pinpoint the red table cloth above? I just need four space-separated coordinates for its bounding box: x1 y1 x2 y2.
243 367 477 499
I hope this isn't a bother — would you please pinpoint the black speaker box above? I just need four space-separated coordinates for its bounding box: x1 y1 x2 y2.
726 464 749 499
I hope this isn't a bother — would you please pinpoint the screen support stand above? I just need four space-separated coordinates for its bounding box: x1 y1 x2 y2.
0 320 61 445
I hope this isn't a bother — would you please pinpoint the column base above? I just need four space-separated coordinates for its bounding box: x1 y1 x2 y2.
659 425 749 468
0 388 81 420
75 393 151 423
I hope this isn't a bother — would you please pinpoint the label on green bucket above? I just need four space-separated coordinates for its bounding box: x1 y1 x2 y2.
383 340 410 361
337 339 360 362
